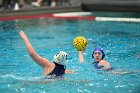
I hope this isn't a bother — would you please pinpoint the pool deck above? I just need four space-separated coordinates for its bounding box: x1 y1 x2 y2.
0 5 82 17
0 0 82 17
0 0 140 18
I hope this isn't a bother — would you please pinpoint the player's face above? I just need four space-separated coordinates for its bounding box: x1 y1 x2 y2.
93 50 103 62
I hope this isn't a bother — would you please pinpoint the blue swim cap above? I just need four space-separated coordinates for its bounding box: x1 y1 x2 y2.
92 47 105 60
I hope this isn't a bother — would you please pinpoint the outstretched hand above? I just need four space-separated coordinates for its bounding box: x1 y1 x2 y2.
19 31 28 40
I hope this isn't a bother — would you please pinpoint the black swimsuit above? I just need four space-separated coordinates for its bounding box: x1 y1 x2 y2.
49 62 66 77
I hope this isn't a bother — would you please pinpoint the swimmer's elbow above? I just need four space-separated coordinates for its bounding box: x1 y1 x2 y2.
29 51 40 60
29 51 36 56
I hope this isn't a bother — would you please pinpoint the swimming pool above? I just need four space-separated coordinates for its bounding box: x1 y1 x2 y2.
0 12 140 93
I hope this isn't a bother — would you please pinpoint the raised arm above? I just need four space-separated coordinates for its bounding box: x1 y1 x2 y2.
19 31 52 68
78 51 84 62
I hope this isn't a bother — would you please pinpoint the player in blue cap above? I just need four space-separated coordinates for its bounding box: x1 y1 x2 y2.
78 46 140 74
78 47 111 70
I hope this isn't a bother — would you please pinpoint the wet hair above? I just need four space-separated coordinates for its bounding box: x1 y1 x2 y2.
92 47 105 60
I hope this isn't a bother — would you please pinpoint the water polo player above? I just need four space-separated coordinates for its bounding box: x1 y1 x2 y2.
19 31 72 77
92 47 111 70
78 47 111 70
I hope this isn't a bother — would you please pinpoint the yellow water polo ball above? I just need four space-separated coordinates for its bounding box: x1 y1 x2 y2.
73 36 87 51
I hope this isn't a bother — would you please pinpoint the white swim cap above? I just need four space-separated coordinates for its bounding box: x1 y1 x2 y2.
53 51 68 66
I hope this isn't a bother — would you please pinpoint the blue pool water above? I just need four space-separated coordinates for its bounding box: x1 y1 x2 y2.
0 12 140 93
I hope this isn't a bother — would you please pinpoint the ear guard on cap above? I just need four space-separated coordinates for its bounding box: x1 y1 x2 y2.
53 51 68 66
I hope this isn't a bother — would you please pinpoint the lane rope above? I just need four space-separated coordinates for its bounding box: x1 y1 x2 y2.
95 17 140 22
0 12 140 23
